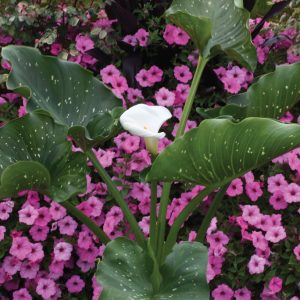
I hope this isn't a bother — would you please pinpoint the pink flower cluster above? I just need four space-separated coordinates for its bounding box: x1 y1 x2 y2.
123 28 149 47
214 65 254 94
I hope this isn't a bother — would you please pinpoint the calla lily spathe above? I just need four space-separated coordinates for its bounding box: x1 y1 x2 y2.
120 104 172 154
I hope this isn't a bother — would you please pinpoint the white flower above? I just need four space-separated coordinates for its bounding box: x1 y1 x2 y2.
120 104 172 154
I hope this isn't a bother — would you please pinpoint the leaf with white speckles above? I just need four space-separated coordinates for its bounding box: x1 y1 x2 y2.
200 62 300 120
0 111 87 202
165 0 257 70
96 238 209 300
147 118 300 186
2 46 122 150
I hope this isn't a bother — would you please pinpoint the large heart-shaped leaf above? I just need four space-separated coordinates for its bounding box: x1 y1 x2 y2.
96 237 209 300
165 0 257 70
199 62 300 120
147 118 300 186
1 45 122 150
0 111 87 202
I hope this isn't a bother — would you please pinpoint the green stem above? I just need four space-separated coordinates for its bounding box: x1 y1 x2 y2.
156 183 171 264
61 201 110 244
175 56 209 138
196 184 229 243
150 181 158 252
86 149 146 248
155 56 209 265
162 187 214 260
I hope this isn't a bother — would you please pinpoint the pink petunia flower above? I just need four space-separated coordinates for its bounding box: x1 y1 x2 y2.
174 65 193 83
66 275 85 293
36 278 56 299
283 183 300 203
268 277 283 294
54 242 73 262
248 254 266 274
234 287 252 300
100 65 121 85
13 288 32 300
267 174 288 194
29 225 49 241
49 202 67 221
265 226 286 243
139 216 150 236
227 178 243 197
293 244 300 260
136 69 153 87
10 237 32 260
134 28 149 47
269 191 288 210
155 87 175 106
18 204 39 225
57 216 77 236
246 181 263 202
212 284 234 300
127 88 144 103
0 225 6 241
111 75 128 94
75 34 94 53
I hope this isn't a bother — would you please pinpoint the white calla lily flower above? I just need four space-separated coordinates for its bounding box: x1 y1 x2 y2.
120 104 172 155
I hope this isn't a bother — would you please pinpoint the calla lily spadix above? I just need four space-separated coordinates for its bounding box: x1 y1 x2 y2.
120 104 172 155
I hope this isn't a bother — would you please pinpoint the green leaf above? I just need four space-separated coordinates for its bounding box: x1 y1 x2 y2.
96 237 209 300
226 62 300 119
201 62 300 120
165 0 257 70
147 118 300 186
0 111 87 202
251 0 272 17
1 45 122 151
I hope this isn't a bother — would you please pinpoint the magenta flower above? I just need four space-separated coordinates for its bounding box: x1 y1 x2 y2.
268 276 283 294
75 34 94 53
54 242 73 262
13 288 32 300
0 225 6 241
10 237 32 260
20 261 39 279
155 87 175 106
134 28 149 47
265 226 286 243
139 216 150 236
29 225 49 241
174 65 193 83
248 254 266 274
283 183 300 203
123 35 138 46
36 278 56 299
269 191 288 210
57 216 77 236
18 204 38 225
148 66 163 84
226 178 243 197
100 65 121 85
245 181 263 202
234 287 252 300
111 75 128 94
293 244 300 260
268 174 288 193
49 202 67 221
136 69 153 87
127 88 144 103
66 275 85 293
212 283 234 300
